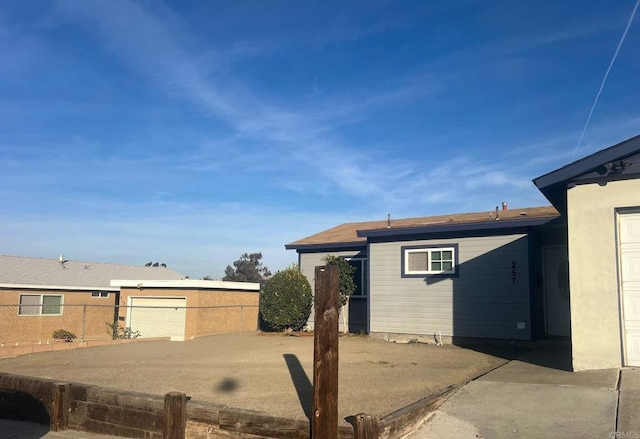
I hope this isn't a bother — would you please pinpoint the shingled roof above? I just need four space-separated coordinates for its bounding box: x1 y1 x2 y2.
0 255 185 290
286 206 560 250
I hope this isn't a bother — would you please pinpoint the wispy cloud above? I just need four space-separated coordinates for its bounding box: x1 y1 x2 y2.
53 0 612 217
0 198 358 278
196 3 419 72
49 0 441 209
388 156 543 216
3 1 639 277
506 114 640 168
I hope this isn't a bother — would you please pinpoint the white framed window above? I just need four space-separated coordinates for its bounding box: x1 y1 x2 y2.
402 245 458 276
91 291 110 298
18 294 63 316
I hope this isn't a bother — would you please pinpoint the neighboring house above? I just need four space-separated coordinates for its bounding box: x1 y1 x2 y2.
287 134 640 371
0 255 259 344
287 206 563 340
0 255 184 344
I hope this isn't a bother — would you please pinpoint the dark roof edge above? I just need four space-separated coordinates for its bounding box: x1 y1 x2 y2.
285 241 366 252
0 283 120 291
533 134 640 190
357 216 559 238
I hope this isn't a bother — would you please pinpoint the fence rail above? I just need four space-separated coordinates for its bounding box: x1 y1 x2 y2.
0 304 259 345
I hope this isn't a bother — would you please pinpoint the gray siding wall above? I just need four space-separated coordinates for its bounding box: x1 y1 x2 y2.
299 250 364 331
369 234 531 340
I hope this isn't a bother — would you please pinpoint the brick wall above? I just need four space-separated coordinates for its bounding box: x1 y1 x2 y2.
0 289 115 344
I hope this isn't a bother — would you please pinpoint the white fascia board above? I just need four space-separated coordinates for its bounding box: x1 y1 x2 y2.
0 283 118 291
110 279 260 291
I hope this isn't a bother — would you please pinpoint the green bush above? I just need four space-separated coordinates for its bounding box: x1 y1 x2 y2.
260 265 312 331
52 329 76 342
322 255 357 307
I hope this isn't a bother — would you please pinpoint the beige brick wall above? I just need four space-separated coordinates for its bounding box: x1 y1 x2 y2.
0 288 116 344
0 286 259 345
118 287 259 340
196 290 259 336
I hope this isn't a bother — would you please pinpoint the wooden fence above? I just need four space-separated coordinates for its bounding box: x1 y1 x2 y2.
0 371 455 438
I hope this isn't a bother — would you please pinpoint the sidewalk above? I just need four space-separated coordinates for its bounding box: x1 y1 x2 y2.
408 342 637 439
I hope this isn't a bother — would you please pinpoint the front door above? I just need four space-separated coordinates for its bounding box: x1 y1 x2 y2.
620 212 640 366
544 246 571 337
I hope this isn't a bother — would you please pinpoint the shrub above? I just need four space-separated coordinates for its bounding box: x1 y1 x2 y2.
105 322 141 340
322 255 357 307
260 265 312 331
52 329 76 342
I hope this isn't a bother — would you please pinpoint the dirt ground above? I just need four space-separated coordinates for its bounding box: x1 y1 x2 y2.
0 332 516 424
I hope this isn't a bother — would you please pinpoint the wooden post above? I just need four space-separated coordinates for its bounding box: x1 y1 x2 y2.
351 413 380 439
81 304 87 342
50 382 70 431
312 265 339 439
163 392 187 439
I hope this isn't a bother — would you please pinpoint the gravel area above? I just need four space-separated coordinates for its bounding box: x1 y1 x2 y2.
0 332 511 424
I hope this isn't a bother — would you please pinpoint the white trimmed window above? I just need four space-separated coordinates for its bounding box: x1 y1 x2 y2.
18 294 63 316
91 291 109 298
404 247 456 275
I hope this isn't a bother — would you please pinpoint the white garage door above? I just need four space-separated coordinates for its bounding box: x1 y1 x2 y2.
128 297 187 341
621 213 640 366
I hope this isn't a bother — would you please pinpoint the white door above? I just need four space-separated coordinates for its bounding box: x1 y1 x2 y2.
544 246 571 337
128 297 187 341
621 213 640 366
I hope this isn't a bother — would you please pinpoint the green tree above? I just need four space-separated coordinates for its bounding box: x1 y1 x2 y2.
322 255 357 307
223 252 271 283
323 255 357 333
260 265 312 331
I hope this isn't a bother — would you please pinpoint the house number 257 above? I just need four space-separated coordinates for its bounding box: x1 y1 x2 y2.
511 261 517 284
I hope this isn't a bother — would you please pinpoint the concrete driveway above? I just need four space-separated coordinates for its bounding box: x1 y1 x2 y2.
410 341 638 439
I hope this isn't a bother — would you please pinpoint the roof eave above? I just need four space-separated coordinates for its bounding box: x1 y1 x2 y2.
357 216 559 238
285 241 366 252
112 279 260 291
533 134 640 190
0 283 119 291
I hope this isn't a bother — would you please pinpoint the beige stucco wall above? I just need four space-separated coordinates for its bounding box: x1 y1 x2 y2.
568 178 640 370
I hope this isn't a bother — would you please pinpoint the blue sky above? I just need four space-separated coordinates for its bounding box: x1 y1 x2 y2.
2 1 639 279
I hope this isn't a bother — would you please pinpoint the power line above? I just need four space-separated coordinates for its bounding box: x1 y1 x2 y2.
571 0 640 161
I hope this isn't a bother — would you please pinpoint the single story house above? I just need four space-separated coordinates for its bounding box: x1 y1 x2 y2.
287 206 563 340
0 255 259 344
287 134 640 371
